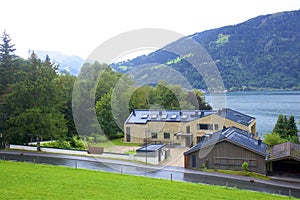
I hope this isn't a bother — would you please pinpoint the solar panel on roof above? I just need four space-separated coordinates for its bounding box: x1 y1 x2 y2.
141 114 148 119
161 114 168 119
151 114 158 119
181 114 188 119
171 114 177 119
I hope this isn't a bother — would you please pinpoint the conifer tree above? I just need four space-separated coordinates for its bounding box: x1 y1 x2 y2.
0 30 16 94
287 115 298 137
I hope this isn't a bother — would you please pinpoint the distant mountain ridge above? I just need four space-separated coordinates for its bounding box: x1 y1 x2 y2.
36 51 83 75
111 10 300 91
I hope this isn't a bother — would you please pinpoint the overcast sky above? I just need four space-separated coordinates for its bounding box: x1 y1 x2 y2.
0 0 299 59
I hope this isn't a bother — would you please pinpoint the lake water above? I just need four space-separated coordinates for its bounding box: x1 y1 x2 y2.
206 90 300 137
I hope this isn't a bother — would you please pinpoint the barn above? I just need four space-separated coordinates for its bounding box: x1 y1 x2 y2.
184 127 268 175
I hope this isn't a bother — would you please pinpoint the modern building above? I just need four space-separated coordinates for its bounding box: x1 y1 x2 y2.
183 127 268 175
124 108 256 146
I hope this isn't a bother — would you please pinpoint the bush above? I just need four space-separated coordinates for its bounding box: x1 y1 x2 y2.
241 162 249 172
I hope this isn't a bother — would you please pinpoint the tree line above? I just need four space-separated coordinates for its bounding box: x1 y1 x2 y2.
0 31 211 150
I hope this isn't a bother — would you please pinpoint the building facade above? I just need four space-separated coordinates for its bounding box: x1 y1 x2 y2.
124 108 256 146
184 127 268 175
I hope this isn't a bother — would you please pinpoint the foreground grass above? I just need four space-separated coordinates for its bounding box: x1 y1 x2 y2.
0 161 294 200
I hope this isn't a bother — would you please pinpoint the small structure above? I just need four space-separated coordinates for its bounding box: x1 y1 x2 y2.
267 142 300 177
135 144 169 165
87 146 104 154
184 127 268 175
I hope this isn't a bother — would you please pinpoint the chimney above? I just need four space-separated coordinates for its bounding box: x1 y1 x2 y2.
258 138 262 146
133 110 136 117
200 111 204 117
159 111 162 116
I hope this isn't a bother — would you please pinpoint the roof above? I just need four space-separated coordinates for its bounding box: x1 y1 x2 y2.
216 108 255 126
125 108 255 126
268 142 300 162
136 144 166 152
125 109 213 124
184 127 267 156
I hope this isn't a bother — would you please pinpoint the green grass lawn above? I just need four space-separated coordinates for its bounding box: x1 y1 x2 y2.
90 138 140 148
0 161 295 200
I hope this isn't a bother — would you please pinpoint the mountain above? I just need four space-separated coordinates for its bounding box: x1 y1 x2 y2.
111 10 300 91
36 51 83 75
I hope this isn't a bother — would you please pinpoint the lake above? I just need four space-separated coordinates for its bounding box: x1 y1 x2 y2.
206 90 300 137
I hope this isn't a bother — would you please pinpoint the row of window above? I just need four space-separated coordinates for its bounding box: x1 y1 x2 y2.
197 123 219 130
151 132 170 139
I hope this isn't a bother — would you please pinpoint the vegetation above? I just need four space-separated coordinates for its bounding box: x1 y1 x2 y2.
111 10 300 91
241 162 249 173
0 161 291 199
203 169 270 180
0 33 211 150
264 114 299 146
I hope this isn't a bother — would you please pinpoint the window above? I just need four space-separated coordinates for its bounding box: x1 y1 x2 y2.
126 127 131 142
181 114 188 119
214 124 219 130
170 114 177 119
161 114 168 119
197 124 213 130
151 114 158 119
164 132 170 139
186 126 190 134
151 132 158 139
141 114 148 119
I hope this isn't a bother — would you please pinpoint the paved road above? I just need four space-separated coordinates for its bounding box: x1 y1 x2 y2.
1 149 300 198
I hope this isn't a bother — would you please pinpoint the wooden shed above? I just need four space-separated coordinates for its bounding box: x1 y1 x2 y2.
266 142 300 177
184 127 268 175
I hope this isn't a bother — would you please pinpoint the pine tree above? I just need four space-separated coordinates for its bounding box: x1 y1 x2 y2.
287 115 298 137
273 114 287 138
5 52 67 150
0 30 16 94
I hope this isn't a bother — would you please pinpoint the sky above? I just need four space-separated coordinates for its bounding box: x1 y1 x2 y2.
0 0 299 60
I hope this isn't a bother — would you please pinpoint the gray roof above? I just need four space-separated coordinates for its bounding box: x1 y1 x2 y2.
216 108 255 126
136 144 166 152
125 108 255 126
125 109 213 124
184 127 267 156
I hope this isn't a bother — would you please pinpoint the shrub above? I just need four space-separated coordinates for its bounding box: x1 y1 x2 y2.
241 162 249 172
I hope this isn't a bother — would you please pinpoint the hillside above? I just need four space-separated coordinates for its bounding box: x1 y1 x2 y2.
111 10 300 91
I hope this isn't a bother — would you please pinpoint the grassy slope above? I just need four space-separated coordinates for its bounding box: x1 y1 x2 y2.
0 161 294 200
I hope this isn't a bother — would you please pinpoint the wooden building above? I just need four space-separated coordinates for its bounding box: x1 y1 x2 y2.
184 127 268 175
266 142 300 177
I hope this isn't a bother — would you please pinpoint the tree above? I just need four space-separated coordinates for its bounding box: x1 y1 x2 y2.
186 89 212 110
263 133 286 146
96 89 121 139
58 74 78 139
287 115 298 137
5 52 67 150
273 114 287 138
0 30 16 93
